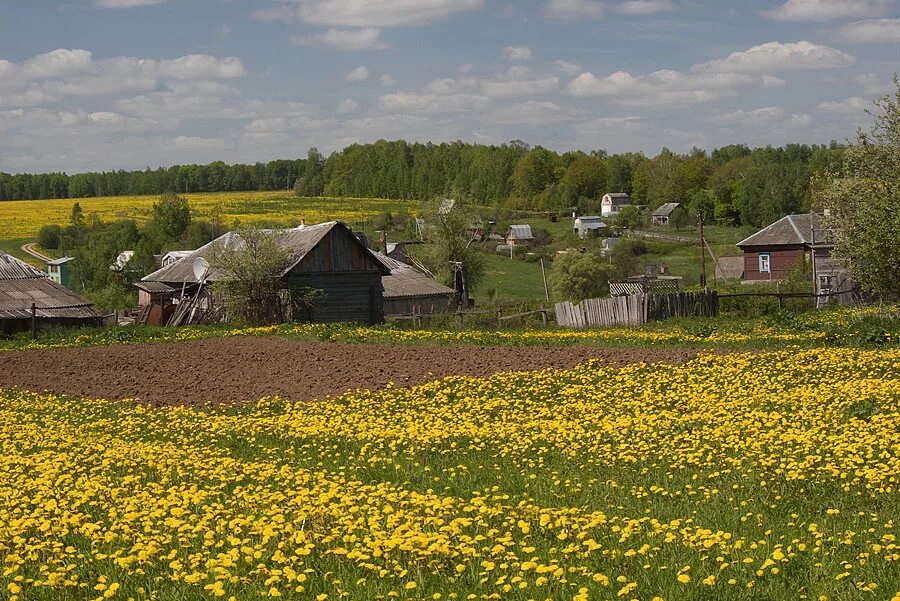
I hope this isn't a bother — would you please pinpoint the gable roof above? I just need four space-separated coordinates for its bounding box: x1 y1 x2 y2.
652 202 681 217
142 222 389 284
605 192 630 199
737 213 829 248
507 224 534 240
0 251 100 319
376 253 454 299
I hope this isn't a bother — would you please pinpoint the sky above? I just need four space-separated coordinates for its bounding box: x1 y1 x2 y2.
1 0 898 173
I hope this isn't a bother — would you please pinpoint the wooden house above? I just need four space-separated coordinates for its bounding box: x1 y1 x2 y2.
651 203 681 226
506 224 534 247
601 192 631 217
737 213 856 303
1 251 101 335
139 221 390 325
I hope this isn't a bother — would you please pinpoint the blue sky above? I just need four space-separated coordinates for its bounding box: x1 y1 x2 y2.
1 0 898 173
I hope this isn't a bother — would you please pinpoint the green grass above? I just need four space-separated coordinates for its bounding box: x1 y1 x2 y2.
475 253 549 303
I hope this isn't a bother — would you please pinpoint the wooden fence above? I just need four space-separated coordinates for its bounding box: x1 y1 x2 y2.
556 291 719 328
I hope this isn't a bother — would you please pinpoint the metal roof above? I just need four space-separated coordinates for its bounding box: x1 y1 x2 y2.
46 256 74 266
0 252 48 280
737 213 830 248
507 224 534 240
134 281 177 293
652 202 681 217
605 192 630 198
376 253 454 299
142 221 389 284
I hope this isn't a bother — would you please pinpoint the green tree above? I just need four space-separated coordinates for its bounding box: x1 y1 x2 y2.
70 202 84 228
149 193 192 240
559 155 607 207
816 76 900 297
419 197 485 293
615 205 645 231
510 147 558 198
550 252 610 301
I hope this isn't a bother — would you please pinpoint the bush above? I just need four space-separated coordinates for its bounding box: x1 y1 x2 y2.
550 252 610 301
37 224 63 249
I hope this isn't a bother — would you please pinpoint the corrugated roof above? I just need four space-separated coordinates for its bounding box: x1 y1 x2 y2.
507 224 534 240
46 256 74 266
134 281 177 293
143 222 389 284
377 253 454 299
652 202 681 217
0 252 100 319
737 213 829 248
0 252 47 280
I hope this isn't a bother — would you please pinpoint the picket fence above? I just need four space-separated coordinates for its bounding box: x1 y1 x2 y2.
555 291 718 328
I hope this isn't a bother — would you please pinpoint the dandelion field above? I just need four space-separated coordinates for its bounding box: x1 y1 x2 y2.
2 347 899 601
0 192 415 240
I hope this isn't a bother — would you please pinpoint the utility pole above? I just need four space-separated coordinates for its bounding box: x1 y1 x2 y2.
699 213 707 290
540 258 550 302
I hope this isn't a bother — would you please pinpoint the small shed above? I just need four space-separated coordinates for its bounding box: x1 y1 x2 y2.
1 251 101 335
651 203 681 226
601 192 631 216
574 216 607 239
377 253 453 315
506 224 534 247
385 242 410 265
46 257 74 288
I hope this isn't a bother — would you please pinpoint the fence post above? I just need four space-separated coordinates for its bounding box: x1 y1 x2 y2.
496 308 502 328
456 310 463 330
31 302 37 340
540 307 548 327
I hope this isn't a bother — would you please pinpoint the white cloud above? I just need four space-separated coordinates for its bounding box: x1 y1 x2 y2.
554 60 581 75
837 18 900 43
337 99 360 113
250 5 297 23
172 135 230 149
761 0 891 21
380 74 397 87
503 46 532 61
710 107 812 128
614 0 675 15
292 27 388 50
480 68 559 97
346 65 370 82
567 69 778 106
855 72 894 95
21 49 93 80
489 100 582 125
378 91 489 114
694 41 855 74
95 0 165 7
544 0 604 19
297 0 484 27
817 96 870 114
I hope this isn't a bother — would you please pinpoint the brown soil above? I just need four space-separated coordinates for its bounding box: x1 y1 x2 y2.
0 337 700 405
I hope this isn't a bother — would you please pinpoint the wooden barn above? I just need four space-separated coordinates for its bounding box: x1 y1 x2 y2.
377 253 454 315
0 251 102 335
139 221 390 325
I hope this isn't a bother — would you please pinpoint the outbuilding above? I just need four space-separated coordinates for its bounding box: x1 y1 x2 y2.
573 216 607 238
377 253 453 315
506 224 534 247
1 251 101 335
651 203 681 226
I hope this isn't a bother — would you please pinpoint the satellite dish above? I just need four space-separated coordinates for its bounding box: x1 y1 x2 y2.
193 257 210 283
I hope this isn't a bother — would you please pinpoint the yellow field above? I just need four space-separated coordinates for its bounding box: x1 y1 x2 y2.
1 347 899 600
0 192 416 240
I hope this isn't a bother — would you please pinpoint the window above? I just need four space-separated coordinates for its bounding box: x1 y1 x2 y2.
758 253 771 273
819 275 833 292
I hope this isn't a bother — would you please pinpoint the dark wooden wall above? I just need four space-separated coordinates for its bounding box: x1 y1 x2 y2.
384 295 451 316
286 272 383 324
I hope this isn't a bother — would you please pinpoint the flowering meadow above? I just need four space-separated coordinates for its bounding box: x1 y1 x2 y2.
2 348 899 600
0 192 412 239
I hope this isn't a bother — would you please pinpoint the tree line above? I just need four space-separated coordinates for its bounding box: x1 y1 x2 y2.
2 140 846 228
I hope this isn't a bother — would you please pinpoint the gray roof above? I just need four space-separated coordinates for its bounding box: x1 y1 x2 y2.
737 213 829 248
507 224 534 240
605 192 630 198
142 221 389 284
652 202 681 217
575 216 607 228
46 256 74 266
377 253 454 299
715 256 744 280
0 251 100 319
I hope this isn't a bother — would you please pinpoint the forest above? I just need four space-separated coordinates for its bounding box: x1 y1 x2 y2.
1 140 845 228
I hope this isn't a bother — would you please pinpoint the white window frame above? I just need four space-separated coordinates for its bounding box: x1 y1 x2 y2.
758 253 771 273
818 275 833 292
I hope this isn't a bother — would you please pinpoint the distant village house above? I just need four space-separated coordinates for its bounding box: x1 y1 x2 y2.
46 256 74 288
573 216 607 239
651 203 681 226
601 193 631 217
506 224 534 247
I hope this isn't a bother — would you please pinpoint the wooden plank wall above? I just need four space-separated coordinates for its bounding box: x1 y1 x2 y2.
556 291 718 328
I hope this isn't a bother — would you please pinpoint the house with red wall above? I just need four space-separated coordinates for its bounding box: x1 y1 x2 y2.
737 214 822 282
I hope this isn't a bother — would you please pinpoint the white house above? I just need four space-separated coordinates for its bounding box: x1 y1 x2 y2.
601 192 631 217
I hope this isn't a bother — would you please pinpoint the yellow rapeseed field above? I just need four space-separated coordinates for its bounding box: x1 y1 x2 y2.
1 348 899 600
0 192 414 240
